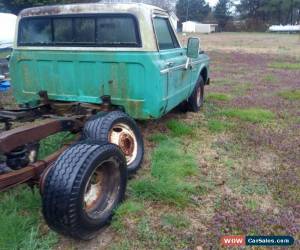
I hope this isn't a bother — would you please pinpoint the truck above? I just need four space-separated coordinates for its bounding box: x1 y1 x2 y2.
0 3 210 240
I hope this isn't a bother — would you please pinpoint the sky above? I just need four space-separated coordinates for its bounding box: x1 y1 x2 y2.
207 0 219 7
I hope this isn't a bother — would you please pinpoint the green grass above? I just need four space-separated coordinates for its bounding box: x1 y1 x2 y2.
112 201 144 232
232 83 252 95
245 199 259 211
148 133 169 143
166 120 193 137
111 217 177 249
150 142 198 180
160 214 190 229
136 218 176 249
278 90 300 101
269 62 300 70
263 74 277 83
0 187 58 250
208 119 234 133
206 93 232 101
130 138 198 206
217 108 275 123
229 177 269 196
130 178 194 206
212 79 233 86
38 132 75 159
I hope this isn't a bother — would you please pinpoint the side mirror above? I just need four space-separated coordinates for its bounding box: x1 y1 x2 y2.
187 37 200 59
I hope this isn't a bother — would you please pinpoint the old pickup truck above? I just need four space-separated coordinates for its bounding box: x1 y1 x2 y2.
0 3 210 239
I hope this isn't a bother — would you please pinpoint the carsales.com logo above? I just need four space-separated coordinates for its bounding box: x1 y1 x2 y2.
220 236 295 247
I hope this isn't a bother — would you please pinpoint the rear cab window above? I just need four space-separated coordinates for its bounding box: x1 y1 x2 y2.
153 17 180 50
18 14 141 47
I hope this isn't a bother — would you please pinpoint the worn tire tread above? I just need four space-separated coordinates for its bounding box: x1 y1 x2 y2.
42 142 126 239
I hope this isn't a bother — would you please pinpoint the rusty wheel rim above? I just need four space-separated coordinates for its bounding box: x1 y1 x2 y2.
84 166 104 212
83 158 121 220
197 84 204 107
196 86 201 107
109 123 137 165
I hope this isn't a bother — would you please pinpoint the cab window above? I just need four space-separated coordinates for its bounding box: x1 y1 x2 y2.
153 17 179 50
18 14 141 47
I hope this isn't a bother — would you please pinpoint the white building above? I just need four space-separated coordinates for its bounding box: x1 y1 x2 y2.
269 25 300 33
182 21 218 33
0 13 17 49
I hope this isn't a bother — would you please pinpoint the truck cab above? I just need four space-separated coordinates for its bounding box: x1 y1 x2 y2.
10 3 210 119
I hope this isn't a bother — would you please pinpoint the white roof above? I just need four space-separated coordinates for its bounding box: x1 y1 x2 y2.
0 13 17 49
20 3 165 17
182 21 217 25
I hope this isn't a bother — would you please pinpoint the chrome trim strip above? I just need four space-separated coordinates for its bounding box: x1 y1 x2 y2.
160 63 186 74
191 60 203 66
160 60 204 74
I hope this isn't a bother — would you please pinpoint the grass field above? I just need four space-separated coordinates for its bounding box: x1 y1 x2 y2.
0 32 299 249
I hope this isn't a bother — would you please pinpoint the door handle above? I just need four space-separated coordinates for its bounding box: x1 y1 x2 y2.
166 62 175 68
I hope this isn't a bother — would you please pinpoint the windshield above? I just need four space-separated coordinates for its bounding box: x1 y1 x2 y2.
18 14 141 47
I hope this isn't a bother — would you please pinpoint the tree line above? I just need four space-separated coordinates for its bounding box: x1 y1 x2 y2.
236 0 300 31
175 0 300 31
0 0 300 31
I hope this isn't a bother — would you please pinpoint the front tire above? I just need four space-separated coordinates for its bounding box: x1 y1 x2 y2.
83 111 144 175
188 76 205 112
42 141 127 240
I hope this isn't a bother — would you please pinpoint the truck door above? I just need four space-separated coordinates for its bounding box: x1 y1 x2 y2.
153 16 190 113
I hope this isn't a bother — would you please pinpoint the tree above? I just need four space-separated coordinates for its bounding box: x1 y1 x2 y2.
214 0 232 30
236 0 300 26
176 0 211 23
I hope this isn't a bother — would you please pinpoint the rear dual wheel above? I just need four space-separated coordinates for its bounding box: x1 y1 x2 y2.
83 111 144 175
42 142 127 240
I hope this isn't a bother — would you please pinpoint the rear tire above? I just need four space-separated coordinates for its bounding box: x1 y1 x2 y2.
188 76 205 112
42 141 127 240
83 111 144 175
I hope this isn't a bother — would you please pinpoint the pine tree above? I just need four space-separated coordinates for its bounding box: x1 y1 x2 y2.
176 0 211 23
214 0 232 30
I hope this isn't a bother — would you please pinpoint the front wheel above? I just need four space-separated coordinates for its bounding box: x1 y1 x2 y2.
42 141 127 240
188 76 205 112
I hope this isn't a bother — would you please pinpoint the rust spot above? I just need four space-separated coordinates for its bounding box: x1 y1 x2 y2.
127 100 143 118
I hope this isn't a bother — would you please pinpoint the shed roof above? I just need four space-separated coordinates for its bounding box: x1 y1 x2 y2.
183 21 217 26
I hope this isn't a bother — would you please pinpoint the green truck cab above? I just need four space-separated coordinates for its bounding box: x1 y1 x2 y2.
10 3 210 120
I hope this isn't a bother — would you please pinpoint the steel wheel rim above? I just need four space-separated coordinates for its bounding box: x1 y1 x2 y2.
109 123 138 165
84 165 104 213
83 158 121 219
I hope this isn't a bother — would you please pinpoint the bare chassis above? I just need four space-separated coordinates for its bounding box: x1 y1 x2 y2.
0 92 113 191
